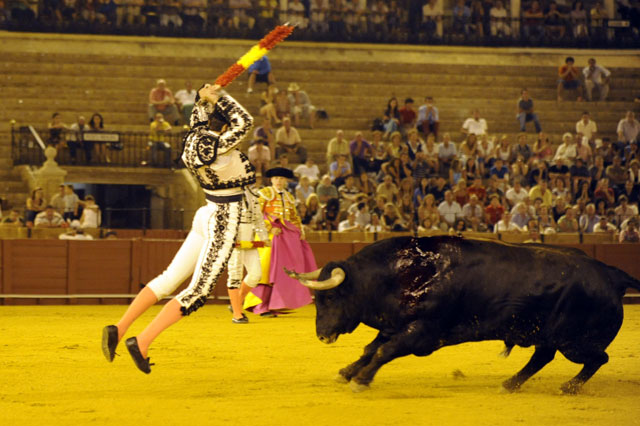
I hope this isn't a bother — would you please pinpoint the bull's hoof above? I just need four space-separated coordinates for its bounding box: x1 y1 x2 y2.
349 381 370 393
501 378 521 393
335 373 349 384
560 381 581 395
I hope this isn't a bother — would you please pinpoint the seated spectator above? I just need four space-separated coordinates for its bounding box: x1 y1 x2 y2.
329 154 352 187
275 117 306 163
459 134 478 164
506 179 529 208
511 155 529 184
1 209 25 226
619 218 640 242
338 174 360 209
316 175 339 204
316 197 340 231
387 131 404 158
462 194 484 228
382 97 401 138
174 81 196 125
615 195 639 223
355 201 371 228
489 0 511 37
248 117 274 179
494 211 521 233
469 0 485 37
593 177 616 207
629 160 640 185
583 57 610 102
377 174 399 204
310 0 330 33
67 115 92 165
593 215 616 234
617 111 640 146
575 135 592 165
438 132 457 174
517 89 542 133
147 113 172 167
356 171 376 199
382 203 407 232
413 176 430 208
406 129 425 162
461 109 488 136
558 206 580 232
552 197 568 222
59 223 94 240
423 134 440 173
366 212 384 232
621 177 640 206
453 179 469 206
326 130 350 164
537 205 557 232
523 222 543 243
484 194 505 230
148 79 180 125
467 177 487 203
418 194 441 228
545 3 567 40
576 111 597 144
35 205 65 228
247 56 274 94
557 57 582 102
418 217 440 232
287 82 316 128
399 193 416 229
522 1 545 39
230 0 255 30
304 193 321 227
489 158 509 186
579 203 599 233
549 157 570 187
62 184 80 222
422 0 444 39
553 133 577 165
552 176 571 202
533 132 553 163
511 202 531 229
294 158 320 185
295 176 315 204
50 184 66 216
160 0 183 28
338 211 361 232
438 190 462 229
25 187 46 226
529 179 553 208
417 96 439 139
429 176 450 203
452 0 471 35
350 131 373 175
398 98 417 133
605 156 627 190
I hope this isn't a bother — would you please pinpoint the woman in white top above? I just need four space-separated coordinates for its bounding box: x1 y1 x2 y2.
494 135 511 162
79 195 101 228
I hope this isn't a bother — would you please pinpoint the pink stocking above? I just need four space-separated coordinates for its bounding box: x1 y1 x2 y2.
228 288 244 319
116 286 158 341
135 298 183 358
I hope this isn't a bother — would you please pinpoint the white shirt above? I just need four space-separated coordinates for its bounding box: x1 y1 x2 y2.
423 1 443 18
553 143 577 162
576 119 597 140
582 64 611 83
437 200 462 225
494 220 521 233
294 164 320 182
593 222 616 233
506 187 529 206
338 220 360 232
462 118 488 135
174 89 196 106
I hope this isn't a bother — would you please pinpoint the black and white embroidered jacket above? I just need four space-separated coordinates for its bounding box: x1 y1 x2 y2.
182 95 256 194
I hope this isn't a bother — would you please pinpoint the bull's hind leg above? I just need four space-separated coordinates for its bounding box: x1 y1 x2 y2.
559 350 609 394
337 332 390 384
502 346 556 392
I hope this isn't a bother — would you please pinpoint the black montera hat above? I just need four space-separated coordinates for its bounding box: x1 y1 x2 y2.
265 167 294 179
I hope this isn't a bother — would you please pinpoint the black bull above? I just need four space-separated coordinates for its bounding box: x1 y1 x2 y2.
286 236 640 393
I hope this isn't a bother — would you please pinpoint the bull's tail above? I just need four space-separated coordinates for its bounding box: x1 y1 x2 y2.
608 265 640 292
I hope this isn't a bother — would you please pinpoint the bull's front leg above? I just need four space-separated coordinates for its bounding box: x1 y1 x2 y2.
350 321 433 392
337 332 390 384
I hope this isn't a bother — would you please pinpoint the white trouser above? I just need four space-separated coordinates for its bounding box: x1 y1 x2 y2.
585 80 609 101
146 200 242 315
226 223 262 289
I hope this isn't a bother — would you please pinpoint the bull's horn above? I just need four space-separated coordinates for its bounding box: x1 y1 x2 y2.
298 267 345 291
284 267 322 281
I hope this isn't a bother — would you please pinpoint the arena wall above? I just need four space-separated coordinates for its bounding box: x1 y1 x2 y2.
0 238 637 305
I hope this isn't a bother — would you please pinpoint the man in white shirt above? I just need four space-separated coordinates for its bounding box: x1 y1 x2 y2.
275 116 307 163
338 211 361 232
461 109 488 136
582 58 611 102
617 111 640 144
174 81 197 124
494 212 522 233
461 195 484 228
437 190 462 228
293 158 320 184
505 179 529 208
576 111 597 143
593 216 616 234
553 133 577 165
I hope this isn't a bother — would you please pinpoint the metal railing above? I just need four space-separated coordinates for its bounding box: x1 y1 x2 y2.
2 6 638 49
11 126 186 169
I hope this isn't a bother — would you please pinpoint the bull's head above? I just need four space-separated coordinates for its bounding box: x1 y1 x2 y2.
285 263 359 344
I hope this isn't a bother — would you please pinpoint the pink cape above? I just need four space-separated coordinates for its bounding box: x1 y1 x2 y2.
249 219 315 314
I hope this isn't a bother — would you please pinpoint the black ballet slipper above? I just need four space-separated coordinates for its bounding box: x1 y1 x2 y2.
101 325 119 362
125 337 154 374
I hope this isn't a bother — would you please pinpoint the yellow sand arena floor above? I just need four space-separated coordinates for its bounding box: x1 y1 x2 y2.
0 304 639 426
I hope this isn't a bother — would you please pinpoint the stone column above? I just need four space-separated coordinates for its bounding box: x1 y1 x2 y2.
33 146 67 204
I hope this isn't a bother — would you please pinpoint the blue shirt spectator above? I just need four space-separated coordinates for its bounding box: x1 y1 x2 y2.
248 56 271 75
